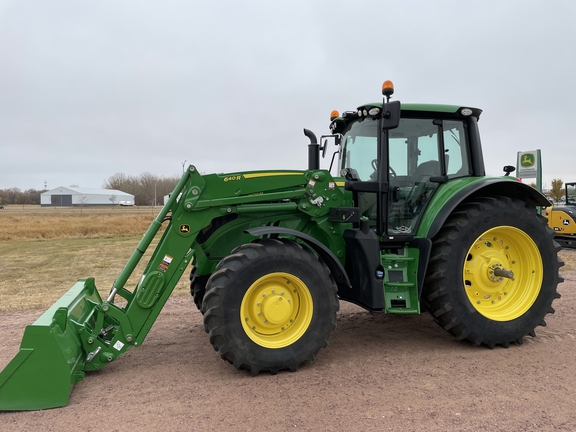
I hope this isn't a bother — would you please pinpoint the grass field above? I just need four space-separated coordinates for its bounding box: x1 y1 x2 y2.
1 204 574 313
0 205 190 312
0 204 159 241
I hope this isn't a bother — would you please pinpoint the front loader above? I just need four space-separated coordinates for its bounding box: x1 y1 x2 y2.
0 81 563 410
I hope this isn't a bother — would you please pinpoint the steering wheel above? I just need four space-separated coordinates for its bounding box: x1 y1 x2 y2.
371 159 397 177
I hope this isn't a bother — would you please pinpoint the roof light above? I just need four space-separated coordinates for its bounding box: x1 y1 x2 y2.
382 80 394 97
368 107 380 116
461 108 473 116
330 110 339 121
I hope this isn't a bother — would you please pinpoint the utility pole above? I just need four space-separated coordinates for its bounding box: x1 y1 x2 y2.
154 180 159 207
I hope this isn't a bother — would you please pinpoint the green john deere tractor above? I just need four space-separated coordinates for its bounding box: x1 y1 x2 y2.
0 81 563 410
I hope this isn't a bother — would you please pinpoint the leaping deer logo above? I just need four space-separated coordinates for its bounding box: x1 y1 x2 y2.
521 153 535 167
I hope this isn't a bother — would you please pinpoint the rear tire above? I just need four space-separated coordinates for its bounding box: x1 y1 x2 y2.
203 238 339 375
423 196 563 348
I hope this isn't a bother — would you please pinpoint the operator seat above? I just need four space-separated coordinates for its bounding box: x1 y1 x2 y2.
412 160 440 180
406 160 440 213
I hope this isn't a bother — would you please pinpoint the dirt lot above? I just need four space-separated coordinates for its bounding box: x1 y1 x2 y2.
1 251 576 431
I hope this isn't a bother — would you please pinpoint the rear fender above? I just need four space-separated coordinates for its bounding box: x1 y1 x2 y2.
419 178 550 239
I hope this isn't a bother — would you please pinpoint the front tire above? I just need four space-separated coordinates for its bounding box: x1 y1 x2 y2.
423 196 563 347
203 238 339 375
189 268 209 313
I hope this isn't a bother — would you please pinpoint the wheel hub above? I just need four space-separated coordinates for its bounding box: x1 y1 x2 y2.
261 295 292 324
488 263 514 282
463 226 542 321
240 272 313 348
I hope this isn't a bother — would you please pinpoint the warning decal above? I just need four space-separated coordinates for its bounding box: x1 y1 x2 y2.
158 254 173 273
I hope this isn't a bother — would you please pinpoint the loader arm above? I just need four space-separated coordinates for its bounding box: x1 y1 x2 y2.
0 165 350 410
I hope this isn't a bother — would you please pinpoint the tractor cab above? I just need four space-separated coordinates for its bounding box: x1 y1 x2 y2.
567 182 576 206
329 81 482 240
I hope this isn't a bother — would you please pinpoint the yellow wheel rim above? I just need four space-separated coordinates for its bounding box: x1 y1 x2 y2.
240 272 313 349
463 226 543 321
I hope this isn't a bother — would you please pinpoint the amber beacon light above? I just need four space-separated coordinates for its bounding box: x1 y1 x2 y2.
382 80 394 99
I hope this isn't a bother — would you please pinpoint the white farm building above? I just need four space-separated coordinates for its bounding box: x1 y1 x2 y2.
41 187 134 207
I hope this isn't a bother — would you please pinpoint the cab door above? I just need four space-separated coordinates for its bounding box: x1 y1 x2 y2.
385 118 471 238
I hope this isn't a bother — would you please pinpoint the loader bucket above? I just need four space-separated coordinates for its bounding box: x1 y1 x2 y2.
0 278 102 410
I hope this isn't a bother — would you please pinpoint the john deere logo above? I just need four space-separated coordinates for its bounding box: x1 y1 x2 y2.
521 153 535 168
179 224 190 234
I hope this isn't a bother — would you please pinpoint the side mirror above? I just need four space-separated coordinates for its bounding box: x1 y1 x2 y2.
381 100 401 130
503 165 516 176
319 135 341 158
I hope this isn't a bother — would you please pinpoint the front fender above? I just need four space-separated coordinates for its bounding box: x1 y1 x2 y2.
246 226 351 291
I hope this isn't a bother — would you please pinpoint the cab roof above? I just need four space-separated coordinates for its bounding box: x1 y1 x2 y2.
330 102 482 134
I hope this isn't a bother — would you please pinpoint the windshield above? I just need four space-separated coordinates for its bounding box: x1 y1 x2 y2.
340 117 470 180
340 119 378 181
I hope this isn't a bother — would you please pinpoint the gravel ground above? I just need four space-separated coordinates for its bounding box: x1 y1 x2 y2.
1 250 575 431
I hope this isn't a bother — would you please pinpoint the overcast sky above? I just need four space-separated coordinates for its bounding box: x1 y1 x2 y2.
0 0 574 191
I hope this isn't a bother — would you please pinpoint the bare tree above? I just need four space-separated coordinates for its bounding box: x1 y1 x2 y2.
138 172 157 207
103 172 134 191
103 172 180 206
0 188 43 205
77 195 89 215
19 192 28 209
109 194 117 208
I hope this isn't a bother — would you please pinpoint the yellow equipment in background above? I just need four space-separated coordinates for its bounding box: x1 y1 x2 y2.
544 182 576 248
